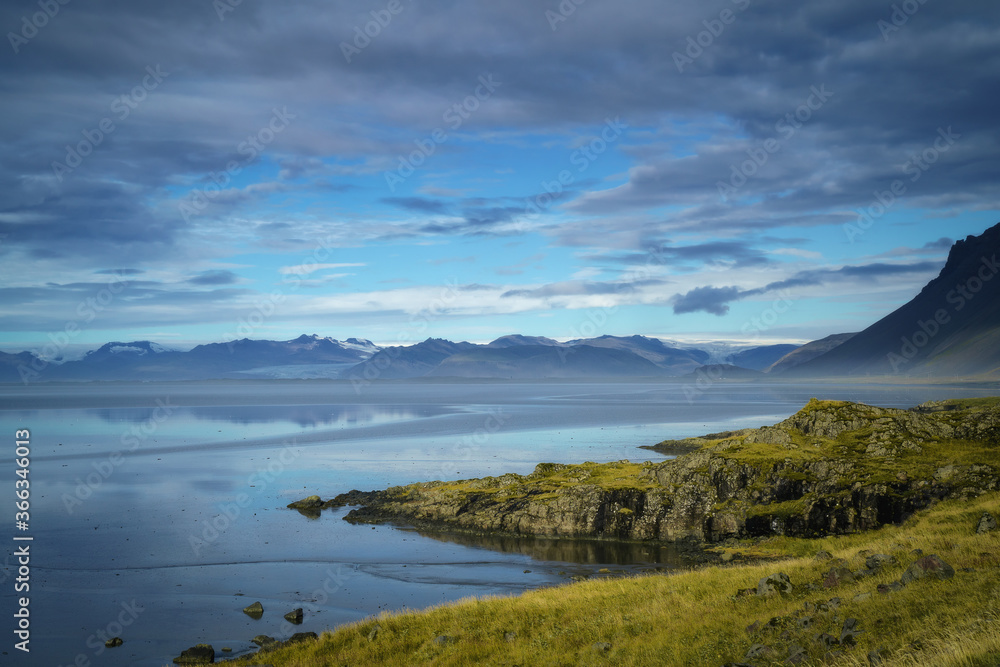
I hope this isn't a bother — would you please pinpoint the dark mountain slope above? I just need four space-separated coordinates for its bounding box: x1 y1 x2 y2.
795 222 1000 377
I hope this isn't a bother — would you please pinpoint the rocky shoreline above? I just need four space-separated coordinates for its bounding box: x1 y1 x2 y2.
290 398 1000 549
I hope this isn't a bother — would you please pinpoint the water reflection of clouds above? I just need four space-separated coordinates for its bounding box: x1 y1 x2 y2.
84 404 448 428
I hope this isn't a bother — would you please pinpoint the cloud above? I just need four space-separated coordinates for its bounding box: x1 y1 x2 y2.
382 197 450 214
671 286 744 316
187 270 240 286
95 268 145 276
922 237 954 251
671 260 942 315
278 263 366 276
1 0 995 343
501 278 667 300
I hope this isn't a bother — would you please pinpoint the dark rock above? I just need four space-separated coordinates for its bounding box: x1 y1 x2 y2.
745 620 761 634
815 633 839 648
287 495 324 510
288 632 318 644
221 648 231 653
827 597 841 609
173 644 215 664
814 550 834 561
840 618 863 646
243 601 264 618
787 643 807 664
592 642 612 652
283 608 304 624
976 511 997 534
758 573 793 597
796 615 814 629
865 554 895 570
900 554 955 585
104 637 123 648
911 548 924 556
252 635 275 646
744 644 772 659
767 616 793 629
822 566 854 589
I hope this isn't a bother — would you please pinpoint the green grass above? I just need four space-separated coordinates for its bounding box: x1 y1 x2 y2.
419 460 661 500
227 493 1000 667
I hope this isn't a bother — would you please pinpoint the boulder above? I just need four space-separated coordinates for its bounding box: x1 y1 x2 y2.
787 643 807 664
900 554 955 585
288 632 318 644
864 554 895 570
104 637 123 648
822 566 854 589
757 573 793 597
840 618 863 646
243 601 264 618
976 511 997 534
283 608 304 624
287 495 324 510
173 644 215 664
251 635 275 646
744 644 772 659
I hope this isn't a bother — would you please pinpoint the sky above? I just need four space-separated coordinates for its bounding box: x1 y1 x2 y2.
1 0 998 355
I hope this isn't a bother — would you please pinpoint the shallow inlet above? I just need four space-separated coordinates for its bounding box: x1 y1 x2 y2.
0 379 995 665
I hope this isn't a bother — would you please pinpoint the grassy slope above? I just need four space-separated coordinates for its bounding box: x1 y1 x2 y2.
229 493 1000 666
234 423 1000 666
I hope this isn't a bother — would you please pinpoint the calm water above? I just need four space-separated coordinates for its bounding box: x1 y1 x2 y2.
0 379 995 666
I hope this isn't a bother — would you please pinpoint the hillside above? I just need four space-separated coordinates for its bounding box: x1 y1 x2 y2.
725 344 800 371
766 333 856 374
425 344 670 378
10 335 379 382
230 492 1000 666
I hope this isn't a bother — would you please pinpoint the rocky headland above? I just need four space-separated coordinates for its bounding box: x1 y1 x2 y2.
290 397 1000 546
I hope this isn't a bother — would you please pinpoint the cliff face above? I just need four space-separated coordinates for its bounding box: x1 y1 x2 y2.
296 398 1000 543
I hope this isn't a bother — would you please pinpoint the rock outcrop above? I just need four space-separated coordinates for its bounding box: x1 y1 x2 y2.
291 398 1000 544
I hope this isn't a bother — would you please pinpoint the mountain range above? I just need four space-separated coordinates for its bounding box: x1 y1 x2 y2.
3 222 998 383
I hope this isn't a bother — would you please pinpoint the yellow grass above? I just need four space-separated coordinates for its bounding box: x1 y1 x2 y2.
226 492 1000 666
